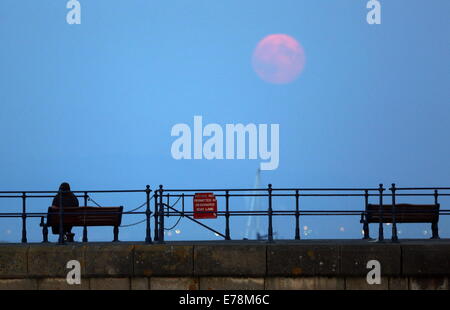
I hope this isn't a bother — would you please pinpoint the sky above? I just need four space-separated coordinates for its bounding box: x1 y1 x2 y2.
0 0 449 242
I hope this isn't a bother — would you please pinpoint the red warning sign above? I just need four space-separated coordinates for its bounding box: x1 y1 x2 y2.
193 193 217 219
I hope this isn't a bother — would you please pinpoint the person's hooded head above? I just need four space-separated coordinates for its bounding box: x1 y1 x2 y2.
59 182 71 193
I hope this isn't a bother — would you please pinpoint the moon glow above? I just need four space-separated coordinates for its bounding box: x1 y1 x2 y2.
252 34 306 84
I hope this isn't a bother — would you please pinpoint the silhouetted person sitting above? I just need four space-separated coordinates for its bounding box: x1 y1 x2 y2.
52 182 79 242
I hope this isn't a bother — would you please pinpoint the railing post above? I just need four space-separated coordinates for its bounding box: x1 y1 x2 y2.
267 184 273 242
83 192 88 242
182 193 185 215
58 189 65 244
295 190 300 240
225 190 231 240
158 185 164 243
145 185 152 243
21 192 27 243
362 190 370 240
377 184 385 242
391 183 398 242
166 193 170 218
154 188 159 241
432 190 440 239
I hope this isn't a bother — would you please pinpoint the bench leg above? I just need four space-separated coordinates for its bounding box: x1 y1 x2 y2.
66 233 75 242
362 221 370 240
391 223 399 242
378 222 384 242
113 226 119 242
42 225 48 243
83 226 88 242
431 222 440 239
361 213 370 240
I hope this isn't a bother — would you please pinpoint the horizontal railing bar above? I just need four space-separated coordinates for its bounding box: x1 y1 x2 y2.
161 210 450 214
146 193 450 198
2 213 449 219
5 213 450 218
1 187 449 195
1 209 449 217
159 188 450 193
0 212 125 216
1 190 448 197
271 188 381 191
0 189 147 194
161 213 363 216
394 187 450 190
0 195 89 199
161 188 382 192
157 212 450 216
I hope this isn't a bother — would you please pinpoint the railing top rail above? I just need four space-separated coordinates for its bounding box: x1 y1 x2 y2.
160 193 413 197
0 189 148 194
1 186 449 195
158 187 382 192
392 187 450 191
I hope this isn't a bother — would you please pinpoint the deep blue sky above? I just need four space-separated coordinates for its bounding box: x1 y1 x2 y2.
0 0 449 242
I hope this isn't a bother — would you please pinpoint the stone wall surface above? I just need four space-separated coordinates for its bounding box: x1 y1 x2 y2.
0 241 449 290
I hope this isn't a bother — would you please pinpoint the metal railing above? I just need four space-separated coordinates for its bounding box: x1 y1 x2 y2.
0 184 449 244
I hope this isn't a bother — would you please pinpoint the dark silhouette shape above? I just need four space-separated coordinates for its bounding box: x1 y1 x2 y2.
52 182 79 208
51 182 79 242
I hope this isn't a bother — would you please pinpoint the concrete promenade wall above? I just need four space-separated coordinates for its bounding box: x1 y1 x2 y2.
0 240 449 290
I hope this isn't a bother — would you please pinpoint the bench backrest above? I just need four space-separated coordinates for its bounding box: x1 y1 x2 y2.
366 203 439 223
47 206 123 227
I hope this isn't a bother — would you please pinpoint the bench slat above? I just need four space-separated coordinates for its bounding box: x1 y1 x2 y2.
47 206 123 227
366 204 439 223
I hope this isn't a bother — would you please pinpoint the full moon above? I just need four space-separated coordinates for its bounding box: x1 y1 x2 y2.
252 34 306 84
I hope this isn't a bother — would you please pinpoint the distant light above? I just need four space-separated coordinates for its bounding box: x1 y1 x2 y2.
423 230 428 235
361 230 365 235
303 227 312 236
167 231 173 237
398 230 402 234
214 233 220 237
339 227 345 232
386 223 391 226
175 229 181 234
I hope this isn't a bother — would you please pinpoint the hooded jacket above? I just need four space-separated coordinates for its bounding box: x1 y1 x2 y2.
52 182 79 208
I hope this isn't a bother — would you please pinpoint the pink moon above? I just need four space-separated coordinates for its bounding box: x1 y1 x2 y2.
252 34 306 84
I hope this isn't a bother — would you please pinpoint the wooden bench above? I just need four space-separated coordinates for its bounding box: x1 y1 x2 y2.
40 206 123 242
361 203 440 240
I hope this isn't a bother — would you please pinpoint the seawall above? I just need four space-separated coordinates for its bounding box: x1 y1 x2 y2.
0 240 449 290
